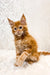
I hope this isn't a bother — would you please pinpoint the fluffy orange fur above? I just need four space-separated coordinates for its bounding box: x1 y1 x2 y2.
8 14 50 66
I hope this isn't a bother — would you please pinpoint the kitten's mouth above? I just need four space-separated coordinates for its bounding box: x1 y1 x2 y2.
17 34 22 36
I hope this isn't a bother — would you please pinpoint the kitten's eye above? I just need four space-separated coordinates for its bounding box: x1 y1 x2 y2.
14 27 17 31
19 26 22 29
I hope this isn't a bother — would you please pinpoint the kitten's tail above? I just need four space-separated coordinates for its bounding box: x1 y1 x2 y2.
38 51 50 56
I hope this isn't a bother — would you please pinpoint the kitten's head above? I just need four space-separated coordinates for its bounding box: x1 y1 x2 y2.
8 14 28 37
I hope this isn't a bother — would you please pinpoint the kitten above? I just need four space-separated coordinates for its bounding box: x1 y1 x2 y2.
8 14 50 66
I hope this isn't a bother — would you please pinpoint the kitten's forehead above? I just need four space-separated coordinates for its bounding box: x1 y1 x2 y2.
14 21 27 27
15 21 21 26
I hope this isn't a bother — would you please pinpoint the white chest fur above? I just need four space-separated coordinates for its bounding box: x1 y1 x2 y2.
15 39 29 52
16 40 22 47
16 40 24 52
16 40 21 44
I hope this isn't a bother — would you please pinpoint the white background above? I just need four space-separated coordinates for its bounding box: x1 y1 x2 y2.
0 0 50 51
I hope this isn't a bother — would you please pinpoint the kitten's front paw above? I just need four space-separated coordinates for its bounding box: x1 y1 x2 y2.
14 60 23 67
14 63 18 67
17 59 23 66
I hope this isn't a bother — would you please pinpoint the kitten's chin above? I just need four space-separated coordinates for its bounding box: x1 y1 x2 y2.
17 34 22 37
14 33 23 37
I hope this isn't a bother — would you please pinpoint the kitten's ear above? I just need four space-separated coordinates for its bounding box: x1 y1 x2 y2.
20 14 27 25
7 18 14 28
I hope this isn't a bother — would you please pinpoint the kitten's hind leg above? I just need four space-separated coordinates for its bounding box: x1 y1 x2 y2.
25 58 34 64
26 52 39 64
29 53 39 62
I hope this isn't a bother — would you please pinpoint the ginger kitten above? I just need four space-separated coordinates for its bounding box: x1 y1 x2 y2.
8 14 50 66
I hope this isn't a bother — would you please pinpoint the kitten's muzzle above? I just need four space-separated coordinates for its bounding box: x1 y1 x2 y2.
17 31 22 35
15 31 23 36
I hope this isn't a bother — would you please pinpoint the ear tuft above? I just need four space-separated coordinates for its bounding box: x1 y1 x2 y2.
7 18 14 27
20 14 27 25
22 14 26 20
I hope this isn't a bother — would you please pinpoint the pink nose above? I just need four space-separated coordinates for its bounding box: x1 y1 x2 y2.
17 31 20 34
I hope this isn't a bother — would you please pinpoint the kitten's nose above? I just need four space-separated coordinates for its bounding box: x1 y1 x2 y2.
17 31 20 34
